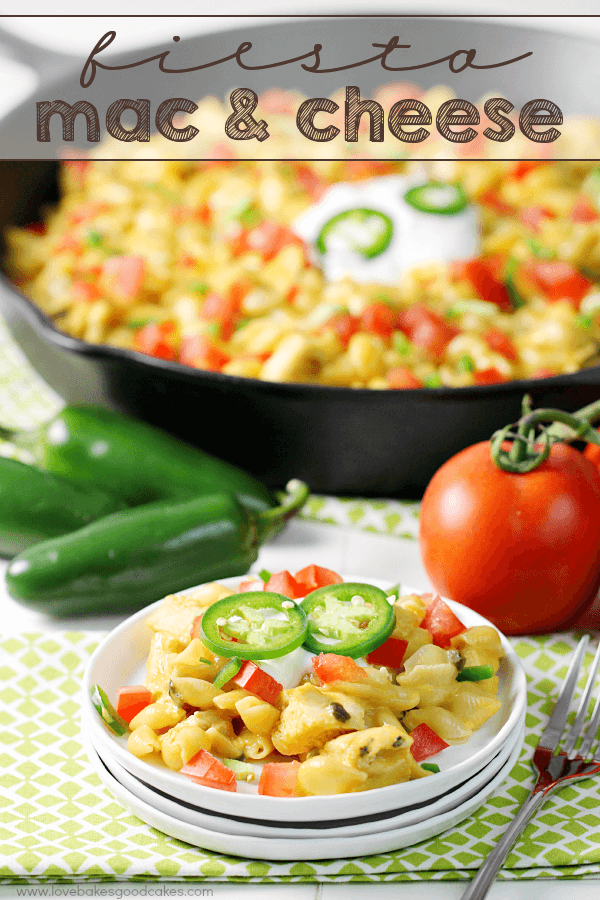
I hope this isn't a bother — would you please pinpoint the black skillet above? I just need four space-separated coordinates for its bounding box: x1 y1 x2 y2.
1 17 600 496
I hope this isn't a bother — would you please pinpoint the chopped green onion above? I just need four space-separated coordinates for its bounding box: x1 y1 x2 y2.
234 202 263 229
424 374 443 389
374 292 395 307
205 322 221 339
582 167 600 208
392 331 411 355
527 238 555 261
259 569 272 583
145 182 181 203
404 182 469 216
198 657 213 666
504 258 526 310
457 354 475 373
420 763 440 773
213 657 242 689
87 230 102 248
456 664 495 682
127 317 157 329
576 313 593 329
234 319 251 331
222 759 255 780
446 299 498 318
190 282 209 295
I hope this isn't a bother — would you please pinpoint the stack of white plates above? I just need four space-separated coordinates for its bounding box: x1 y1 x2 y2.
81 579 527 861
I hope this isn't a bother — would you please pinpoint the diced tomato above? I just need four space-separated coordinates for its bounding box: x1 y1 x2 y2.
511 161 543 181
232 661 282 705
483 328 518 362
116 686 153 724
366 637 408 668
453 258 513 311
294 565 343 594
570 197 600 223
409 723 449 762
200 292 238 341
179 335 229 372
258 761 300 797
134 322 177 361
474 367 508 385
397 306 459 359
69 202 108 225
237 579 265 593
531 367 558 379
190 614 203 641
64 159 91 186
71 280 100 303
265 570 303 600
295 164 327 200
360 302 397 339
228 279 253 310
521 206 554 232
55 234 81 253
312 653 368 684
322 313 359 348
181 749 237 792
245 222 301 261
386 367 423 389
521 260 592 309
25 222 47 235
478 189 514 216
345 160 396 181
420 595 466 648
102 255 145 302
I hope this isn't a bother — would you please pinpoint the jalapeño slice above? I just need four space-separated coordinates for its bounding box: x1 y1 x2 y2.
404 182 468 216
200 591 308 660
300 583 395 658
316 208 393 259
90 684 129 736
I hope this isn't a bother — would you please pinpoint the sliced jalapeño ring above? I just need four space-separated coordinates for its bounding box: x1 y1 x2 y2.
404 181 469 216
200 591 308 660
300 582 395 658
316 208 394 259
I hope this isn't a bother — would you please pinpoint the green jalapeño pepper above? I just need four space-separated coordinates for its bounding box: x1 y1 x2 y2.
0 404 275 514
0 457 124 558
6 479 308 618
201 592 308 660
316 209 393 259
404 182 468 216
300 583 395 658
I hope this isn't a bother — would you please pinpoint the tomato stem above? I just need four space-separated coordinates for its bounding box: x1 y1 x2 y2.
491 396 600 473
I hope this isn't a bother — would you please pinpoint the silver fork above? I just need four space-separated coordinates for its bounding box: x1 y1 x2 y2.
461 634 600 900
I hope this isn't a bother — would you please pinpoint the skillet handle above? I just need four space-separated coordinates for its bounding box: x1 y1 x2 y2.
0 25 80 85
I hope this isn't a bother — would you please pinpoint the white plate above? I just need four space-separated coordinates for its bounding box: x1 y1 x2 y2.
87 715 525 840
82 577 526 823
82 726 524 861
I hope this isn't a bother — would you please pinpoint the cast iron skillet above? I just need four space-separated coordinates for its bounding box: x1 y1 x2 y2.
1 18 600 496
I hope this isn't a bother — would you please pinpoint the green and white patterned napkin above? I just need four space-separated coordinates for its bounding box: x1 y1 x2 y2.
1 315 600 885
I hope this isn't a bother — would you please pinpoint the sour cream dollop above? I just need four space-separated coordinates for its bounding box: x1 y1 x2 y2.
294 174 480 284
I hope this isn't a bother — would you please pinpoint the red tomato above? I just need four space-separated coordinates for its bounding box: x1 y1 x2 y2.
258 762 300 797
237 578 265 593
71 280 101 303
409 723 449 762
454 258 513 311
511 161 543 180
245 222 300 261
232 661 282 705
570 197 599 223
419 441 600 634
102 255 145 302
397 306 459 359
365 637 408 668
360 302 397 339
294 565 343 593
179 335 229 372
521 206 554 232
312 653 367 684
386 367 423 389
483 329 518 362
420 596 465 648
322 313 359 348
265 570 303 599
116 686 153 724
200 292 238 340
521 261 592 309
584 443 600 468
478 189 514 216
181 750 237 792
473 367 508 385
134 322 176 361
190 614 203 641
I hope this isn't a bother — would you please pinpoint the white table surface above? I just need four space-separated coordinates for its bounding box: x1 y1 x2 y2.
1 8 600 898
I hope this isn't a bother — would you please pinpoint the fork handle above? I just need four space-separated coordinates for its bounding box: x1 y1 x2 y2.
459 789 547 900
